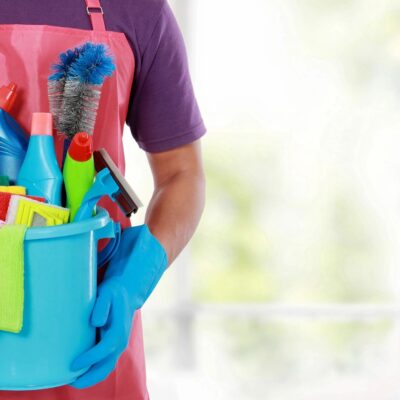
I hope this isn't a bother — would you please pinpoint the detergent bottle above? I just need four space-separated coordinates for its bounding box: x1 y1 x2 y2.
63 132 95 221
17 113 63 205
0 83 29 183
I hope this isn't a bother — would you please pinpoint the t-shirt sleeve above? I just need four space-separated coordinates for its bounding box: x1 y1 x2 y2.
126 1 206 153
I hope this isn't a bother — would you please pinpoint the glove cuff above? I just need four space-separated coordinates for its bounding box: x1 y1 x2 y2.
104 224 168 310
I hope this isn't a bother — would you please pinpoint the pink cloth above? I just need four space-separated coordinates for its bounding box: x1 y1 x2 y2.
0 1 149 399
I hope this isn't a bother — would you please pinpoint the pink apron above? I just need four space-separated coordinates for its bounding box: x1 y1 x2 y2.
0 0 149 399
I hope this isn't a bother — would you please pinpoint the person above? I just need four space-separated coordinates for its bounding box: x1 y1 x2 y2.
0 0 206 399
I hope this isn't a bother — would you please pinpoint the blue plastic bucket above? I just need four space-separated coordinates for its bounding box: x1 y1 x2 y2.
0 208 116 390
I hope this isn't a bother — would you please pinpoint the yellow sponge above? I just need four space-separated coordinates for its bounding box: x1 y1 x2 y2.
0 186 26 195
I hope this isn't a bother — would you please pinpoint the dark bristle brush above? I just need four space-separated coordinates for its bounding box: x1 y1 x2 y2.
48 48 80 128
48 42 116 164
58 42 115 139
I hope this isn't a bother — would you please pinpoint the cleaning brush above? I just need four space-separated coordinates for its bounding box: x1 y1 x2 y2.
48 48 80 128
56 43 115 138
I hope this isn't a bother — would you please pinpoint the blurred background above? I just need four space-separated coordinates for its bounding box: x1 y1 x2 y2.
124 0 400 398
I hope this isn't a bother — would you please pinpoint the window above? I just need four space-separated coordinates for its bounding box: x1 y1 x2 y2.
124 1 400 398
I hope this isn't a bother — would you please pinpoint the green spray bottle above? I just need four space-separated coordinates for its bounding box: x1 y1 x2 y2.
63 132 95 221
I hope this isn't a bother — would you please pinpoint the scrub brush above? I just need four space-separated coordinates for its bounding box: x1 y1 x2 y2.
48 48 80 128
55 42 115 138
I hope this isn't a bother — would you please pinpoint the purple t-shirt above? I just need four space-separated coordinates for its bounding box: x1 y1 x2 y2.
0 0 206 152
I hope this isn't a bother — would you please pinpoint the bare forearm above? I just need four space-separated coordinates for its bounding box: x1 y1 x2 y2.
145 169 205 265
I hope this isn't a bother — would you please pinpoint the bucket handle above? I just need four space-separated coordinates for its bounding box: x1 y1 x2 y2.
96 221 122 268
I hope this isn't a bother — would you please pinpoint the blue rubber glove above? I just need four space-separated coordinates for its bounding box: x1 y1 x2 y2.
70 225 168 389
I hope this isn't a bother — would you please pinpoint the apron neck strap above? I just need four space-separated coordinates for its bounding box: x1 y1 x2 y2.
85 0 106 31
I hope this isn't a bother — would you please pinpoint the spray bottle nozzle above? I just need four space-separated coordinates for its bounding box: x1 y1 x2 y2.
68 132 93 162
0 82 17 113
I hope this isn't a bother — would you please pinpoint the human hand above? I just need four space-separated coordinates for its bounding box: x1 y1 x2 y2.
70 278 134 389
70 225 167 389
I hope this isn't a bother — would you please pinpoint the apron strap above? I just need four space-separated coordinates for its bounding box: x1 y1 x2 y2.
85 0 106 31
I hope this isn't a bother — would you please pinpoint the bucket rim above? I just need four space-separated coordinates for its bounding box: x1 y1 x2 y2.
24 207 111 241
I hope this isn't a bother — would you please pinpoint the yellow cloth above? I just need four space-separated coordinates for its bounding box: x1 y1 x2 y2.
0 186 26 195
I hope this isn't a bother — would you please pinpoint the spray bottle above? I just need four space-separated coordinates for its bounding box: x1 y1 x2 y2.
17 113 63 205
63 132 95 221
0 83 29 183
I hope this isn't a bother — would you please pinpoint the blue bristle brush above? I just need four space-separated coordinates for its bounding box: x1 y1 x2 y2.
58 43 115 138
48 43 115 162
48 47 80 127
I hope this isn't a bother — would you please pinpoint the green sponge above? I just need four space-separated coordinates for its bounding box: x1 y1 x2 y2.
0 224 27 333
